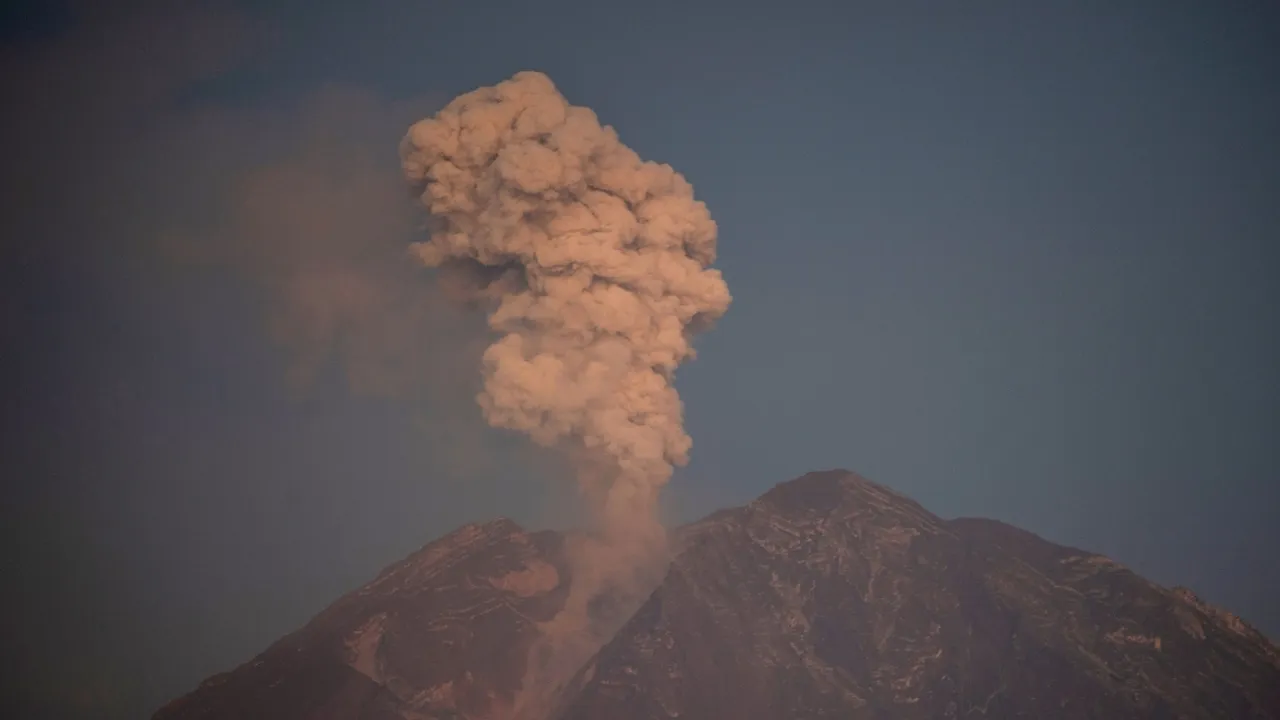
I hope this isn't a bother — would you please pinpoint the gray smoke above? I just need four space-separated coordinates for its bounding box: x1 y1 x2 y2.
399 71 730 711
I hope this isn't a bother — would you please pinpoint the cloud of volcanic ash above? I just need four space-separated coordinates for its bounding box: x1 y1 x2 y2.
400 70 731 703
143 85 542 486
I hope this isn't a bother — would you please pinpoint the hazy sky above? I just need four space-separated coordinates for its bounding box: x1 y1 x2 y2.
2 1 1277 717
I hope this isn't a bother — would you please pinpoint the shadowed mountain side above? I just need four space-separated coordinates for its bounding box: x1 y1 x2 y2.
551 471 1280 720
156 471 1280 720
153 519 570 720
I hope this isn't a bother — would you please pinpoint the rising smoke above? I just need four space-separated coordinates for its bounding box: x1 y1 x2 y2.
399 71 730 708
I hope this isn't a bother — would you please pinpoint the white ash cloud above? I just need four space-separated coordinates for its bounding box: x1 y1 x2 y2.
399 71 731 711
400 71 730 525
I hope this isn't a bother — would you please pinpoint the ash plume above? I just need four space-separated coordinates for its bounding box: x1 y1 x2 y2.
399 71 730 710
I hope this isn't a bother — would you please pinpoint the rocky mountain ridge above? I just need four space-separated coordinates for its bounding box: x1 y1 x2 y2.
155 470 1280 719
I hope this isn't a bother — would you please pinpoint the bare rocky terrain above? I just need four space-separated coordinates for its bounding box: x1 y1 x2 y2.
154 470 1280 719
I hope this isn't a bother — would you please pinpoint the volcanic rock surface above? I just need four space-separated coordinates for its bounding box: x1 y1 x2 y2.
155 471 1280 720
153 519 571 720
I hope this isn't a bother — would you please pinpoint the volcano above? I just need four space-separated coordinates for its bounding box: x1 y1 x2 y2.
153 471 1280 719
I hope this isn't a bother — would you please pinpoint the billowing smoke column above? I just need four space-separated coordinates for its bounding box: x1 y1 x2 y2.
400 70 729 533
400 70 730 706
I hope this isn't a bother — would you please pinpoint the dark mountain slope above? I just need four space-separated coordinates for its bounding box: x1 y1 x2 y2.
153 519 571 720
551 470 1279 719
155 471 1280 720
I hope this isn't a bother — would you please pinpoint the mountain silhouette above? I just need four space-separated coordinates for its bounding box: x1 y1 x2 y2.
155 471 1280 719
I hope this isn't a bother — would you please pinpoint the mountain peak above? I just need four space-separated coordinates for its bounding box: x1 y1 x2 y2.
749 468 946 536
753 468 869 511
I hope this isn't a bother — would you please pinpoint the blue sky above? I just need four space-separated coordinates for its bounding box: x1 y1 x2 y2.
2 1 1277 717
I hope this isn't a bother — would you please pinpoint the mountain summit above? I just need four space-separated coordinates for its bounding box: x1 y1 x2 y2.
155 471 1280 719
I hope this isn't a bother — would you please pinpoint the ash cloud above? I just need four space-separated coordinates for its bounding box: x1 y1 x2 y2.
399 71 731 709
160 85 532 482
401 70 731 519
190 88 467 397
